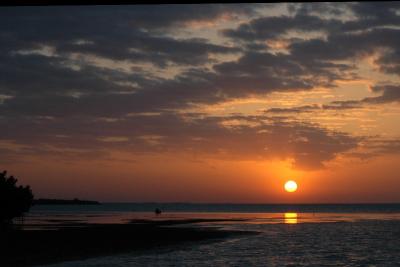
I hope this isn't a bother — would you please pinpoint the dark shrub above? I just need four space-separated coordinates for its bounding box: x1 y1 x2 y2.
0 170 34 224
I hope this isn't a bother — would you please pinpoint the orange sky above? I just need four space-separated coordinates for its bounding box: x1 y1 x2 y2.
1 3 400 202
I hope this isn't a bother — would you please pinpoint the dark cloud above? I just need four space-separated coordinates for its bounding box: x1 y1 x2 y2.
222 14 344 42
328 84 400 107
265 84 400 114
0 4 256 37
288 28 400 67
369 139 400 155
363 84 400 104
0 53 146 96
347 138 400 161
265 101 363 114
0 112 360 170
210 50 353 98
223 3 400 77
0 5 246 67
265 105 321 114
0 67 220 117
54 33 241 67
1 48 345 118
350 2 400 20
0 3 399 171
2 3 397 119
287 3 350 17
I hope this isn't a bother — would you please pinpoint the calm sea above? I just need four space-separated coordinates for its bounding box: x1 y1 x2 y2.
30 202 400 213
27 203 400 267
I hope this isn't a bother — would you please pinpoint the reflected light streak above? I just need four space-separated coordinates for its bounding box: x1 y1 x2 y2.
284 212 298 224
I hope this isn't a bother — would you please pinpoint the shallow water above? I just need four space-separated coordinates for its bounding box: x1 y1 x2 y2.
26 205 400 267
36 217 400 267
25 203 400 229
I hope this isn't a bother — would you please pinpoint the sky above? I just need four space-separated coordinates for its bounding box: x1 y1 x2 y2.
1 3 400 203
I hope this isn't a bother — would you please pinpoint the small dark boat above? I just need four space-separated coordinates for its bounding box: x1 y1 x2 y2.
154 208 162 215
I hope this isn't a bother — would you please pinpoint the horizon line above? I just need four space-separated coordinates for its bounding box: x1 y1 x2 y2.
97 202 400 205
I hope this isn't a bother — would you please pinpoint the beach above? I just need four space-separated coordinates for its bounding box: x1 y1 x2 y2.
2 218 256 267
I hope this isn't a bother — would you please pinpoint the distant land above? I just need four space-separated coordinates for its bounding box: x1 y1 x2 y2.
33 198 101 205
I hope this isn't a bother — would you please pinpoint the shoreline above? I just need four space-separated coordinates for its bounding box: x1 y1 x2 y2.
2 219 257 267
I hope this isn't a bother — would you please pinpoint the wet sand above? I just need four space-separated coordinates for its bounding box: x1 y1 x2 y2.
1 219 256 267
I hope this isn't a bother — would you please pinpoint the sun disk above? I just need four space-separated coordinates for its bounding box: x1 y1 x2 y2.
284 180 298 192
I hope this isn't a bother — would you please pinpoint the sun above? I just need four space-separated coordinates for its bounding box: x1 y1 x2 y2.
284 180 298 193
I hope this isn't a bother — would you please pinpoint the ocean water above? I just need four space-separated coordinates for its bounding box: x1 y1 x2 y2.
27 204 400 267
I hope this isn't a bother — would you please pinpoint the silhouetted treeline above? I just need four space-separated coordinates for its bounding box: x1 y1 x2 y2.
0 170 34 225
34 198 100 205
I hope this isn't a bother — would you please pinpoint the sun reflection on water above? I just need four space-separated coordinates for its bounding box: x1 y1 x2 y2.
284 212 298 224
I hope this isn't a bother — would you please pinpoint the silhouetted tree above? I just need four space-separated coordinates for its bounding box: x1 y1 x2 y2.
0 170 34 225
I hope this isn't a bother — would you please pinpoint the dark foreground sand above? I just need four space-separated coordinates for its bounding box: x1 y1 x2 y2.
1 219 256 267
